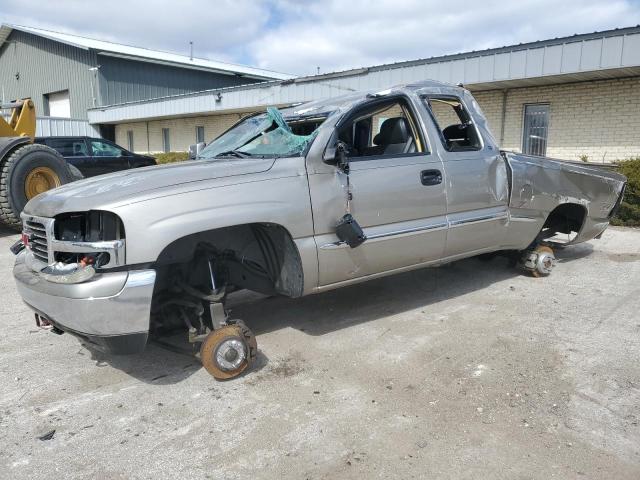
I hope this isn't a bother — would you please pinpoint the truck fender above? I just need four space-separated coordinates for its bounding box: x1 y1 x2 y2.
0 136 31 160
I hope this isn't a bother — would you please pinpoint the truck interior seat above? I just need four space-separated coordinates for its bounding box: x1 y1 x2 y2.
73 143 84 156
353 120 370 155
370 117 415 155
443 123 475 150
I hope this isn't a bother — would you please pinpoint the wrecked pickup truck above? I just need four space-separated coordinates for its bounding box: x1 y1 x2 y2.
12 80 626 379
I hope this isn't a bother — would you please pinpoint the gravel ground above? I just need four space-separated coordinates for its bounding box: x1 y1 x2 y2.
0 224 639 479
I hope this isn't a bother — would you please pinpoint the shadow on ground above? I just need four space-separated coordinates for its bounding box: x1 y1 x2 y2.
0 224 19 239
87 341 271 386
86 242 594 385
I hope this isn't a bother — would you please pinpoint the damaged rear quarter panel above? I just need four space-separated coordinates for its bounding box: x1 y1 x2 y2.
506 152 626 244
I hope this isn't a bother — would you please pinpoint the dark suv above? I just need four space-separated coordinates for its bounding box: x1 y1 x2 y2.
34 136 156 178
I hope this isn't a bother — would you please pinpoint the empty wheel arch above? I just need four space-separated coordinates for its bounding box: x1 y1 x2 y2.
153 222 305 301
540 203 587 239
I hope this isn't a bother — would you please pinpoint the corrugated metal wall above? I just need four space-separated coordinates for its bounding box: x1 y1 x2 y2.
0 30 97 119
0 30 263 122
35 117 100 136
2 113 100 137
97 55 260 106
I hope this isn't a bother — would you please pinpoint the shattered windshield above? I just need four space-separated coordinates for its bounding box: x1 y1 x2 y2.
197 107 320 159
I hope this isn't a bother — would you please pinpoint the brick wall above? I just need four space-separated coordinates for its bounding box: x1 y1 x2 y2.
115 76 640 163
429 100 463 129
115 112 249 153
472 90 504 140
473 77 640 162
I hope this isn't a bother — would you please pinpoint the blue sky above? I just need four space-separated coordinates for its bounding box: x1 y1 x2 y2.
2 0 640 75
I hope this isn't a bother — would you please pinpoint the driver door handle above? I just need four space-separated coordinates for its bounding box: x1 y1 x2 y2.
420 169 442 186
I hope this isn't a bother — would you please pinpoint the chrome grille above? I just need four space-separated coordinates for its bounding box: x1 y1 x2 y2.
23 218 52 264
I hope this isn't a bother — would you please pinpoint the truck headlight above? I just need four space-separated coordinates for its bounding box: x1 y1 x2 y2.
51 211 126 269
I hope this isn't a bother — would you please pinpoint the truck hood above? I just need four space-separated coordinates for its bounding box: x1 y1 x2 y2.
24 158 276 218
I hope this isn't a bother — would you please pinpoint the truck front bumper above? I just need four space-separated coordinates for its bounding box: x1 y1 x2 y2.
13 251 156 354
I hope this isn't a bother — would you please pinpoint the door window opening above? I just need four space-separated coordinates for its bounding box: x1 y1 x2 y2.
337 99 425 160
424 96 482 152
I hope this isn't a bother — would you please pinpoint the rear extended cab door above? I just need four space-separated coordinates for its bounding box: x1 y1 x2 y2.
419 91 510 258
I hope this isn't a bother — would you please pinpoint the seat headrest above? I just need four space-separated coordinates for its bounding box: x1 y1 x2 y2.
442 124 469 141
374 117 409 146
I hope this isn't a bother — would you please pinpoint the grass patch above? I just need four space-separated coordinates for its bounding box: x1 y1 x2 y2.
155 151 189 164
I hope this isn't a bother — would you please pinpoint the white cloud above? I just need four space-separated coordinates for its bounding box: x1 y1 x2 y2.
1 0 640 75
250 0 640 74
0 0 272 64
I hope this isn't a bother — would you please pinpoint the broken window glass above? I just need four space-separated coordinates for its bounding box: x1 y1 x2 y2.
198 107 320 159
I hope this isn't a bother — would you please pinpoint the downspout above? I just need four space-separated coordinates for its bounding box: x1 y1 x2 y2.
146 121 150 154
499 89 508 148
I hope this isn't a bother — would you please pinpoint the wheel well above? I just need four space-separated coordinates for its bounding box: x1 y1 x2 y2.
0 136 30 161
153 223 304 299
542 203 587 237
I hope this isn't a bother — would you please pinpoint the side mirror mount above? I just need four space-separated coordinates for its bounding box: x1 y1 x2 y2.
188 142 206 160
323 140 350 173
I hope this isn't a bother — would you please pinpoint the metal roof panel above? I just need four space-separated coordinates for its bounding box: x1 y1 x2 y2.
0 24 293 80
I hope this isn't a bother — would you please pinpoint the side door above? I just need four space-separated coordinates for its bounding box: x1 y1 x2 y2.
45 137 91 175
89 139 132 176
423 95 509 258
309 95 448 287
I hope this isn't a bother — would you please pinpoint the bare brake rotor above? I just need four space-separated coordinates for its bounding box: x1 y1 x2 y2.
200 322 257 380
528 245 556 277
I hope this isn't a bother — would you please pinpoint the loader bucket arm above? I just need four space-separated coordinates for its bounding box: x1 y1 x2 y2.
0 99 36 140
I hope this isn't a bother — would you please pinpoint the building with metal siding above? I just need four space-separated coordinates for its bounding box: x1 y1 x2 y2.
97 55 259 106
0 29 97 119
89 25 640 162
0 24 292 138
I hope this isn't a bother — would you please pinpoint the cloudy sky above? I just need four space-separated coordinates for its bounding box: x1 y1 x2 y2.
2 0 640 76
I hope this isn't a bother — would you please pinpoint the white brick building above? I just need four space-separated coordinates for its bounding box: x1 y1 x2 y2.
473 76 640 162
91 26 640 163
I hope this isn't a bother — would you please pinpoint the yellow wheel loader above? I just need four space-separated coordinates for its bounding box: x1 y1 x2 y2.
0 99 72 230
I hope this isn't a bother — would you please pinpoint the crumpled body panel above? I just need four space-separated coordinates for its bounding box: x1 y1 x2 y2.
506 152 626 244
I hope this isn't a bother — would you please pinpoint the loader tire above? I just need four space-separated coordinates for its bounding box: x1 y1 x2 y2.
0 143 73 230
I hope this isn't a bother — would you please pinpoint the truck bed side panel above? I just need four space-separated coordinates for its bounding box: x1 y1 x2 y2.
504 152 626 247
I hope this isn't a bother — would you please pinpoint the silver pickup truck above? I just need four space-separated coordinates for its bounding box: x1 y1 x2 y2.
12 80 626 379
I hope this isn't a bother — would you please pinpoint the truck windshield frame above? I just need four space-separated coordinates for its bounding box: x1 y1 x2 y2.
197 107 323 160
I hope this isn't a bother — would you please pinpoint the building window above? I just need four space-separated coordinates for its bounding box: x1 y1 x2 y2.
127 130 134 152
196 126 205 144
162 128 171 153
522 104 549 156
43 90 71 118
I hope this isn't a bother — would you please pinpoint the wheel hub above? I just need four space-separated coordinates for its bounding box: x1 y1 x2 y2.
521 245 556 277
214 338 246 371
200 322 257 379
535 251 555 275
24 167 61 199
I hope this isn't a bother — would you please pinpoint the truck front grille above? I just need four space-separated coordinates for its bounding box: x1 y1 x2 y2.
24 219 50 263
